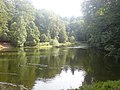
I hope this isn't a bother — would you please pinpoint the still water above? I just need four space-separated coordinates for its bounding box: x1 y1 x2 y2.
0 47 120 90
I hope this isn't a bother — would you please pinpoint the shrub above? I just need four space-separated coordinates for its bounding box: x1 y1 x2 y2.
50 39 59 46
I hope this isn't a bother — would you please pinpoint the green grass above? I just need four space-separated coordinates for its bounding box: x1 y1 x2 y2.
79 80 120 90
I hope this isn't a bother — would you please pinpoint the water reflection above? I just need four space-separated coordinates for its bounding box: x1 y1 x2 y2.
0 47 120 90
33 69 85 90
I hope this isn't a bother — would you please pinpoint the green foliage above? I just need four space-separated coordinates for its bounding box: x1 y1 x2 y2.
1 0 88 47
3 0 40 47
25 21 40 46
69 36 76 43
35 9 68 43
2 0 120 52
59 30 68 43
40 34 48 42
0 0 9 42
79 80 120 90
82 0 120 55
1 0 119 54
58 22 68 43
62 17 86 42
50 39 59 46
10 15 27 47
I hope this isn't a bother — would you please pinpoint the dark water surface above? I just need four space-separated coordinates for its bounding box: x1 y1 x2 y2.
0 47 120 90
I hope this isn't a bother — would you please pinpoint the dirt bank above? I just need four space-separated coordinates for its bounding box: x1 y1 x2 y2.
0 42 12 50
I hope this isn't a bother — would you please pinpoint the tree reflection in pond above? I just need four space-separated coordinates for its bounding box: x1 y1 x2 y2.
0 47 120 90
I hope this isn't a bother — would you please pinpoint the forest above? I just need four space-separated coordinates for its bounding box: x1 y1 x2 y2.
0 0 120 55
0 0 120 89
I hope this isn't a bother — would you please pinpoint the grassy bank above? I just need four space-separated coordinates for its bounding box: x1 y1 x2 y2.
0 42 75 50
35 42 73 48
79 80 120 90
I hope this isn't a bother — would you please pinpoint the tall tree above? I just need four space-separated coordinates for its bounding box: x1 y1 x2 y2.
35 9 68 43
9 15 27 47
8 0 40 46
82 0 120 55
25 21 40 46
0 0 9 42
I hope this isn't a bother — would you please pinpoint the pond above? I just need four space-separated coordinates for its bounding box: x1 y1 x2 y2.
0 47 120 90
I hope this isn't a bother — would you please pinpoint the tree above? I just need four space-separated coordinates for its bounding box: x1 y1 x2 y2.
67 17 86 41
9 15 27 47
0 0 9 42
35 9 68 43
7 0 40 46
40 34 48 42
69 36 75 43
82 0 120 55
58 22 68 43
50 39 59 46
25 21 40 46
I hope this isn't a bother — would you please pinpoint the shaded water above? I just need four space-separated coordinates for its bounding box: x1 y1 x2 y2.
0 47 120 90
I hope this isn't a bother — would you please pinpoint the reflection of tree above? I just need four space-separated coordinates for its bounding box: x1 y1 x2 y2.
19 48 40 89
0 47 72 89
76 49 120 85
0 48 28 89
36 48 68 79
1 47 119 89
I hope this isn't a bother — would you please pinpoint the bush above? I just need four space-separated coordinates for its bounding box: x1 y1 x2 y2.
40 34 48 42
50 39 59 46
79 80 120 90
69 36 76 43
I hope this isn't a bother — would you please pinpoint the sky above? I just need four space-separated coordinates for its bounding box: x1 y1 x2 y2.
31 0 84 17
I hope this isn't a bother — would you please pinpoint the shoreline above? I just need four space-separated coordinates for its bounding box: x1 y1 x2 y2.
0 42 12 50
0 42 74 50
